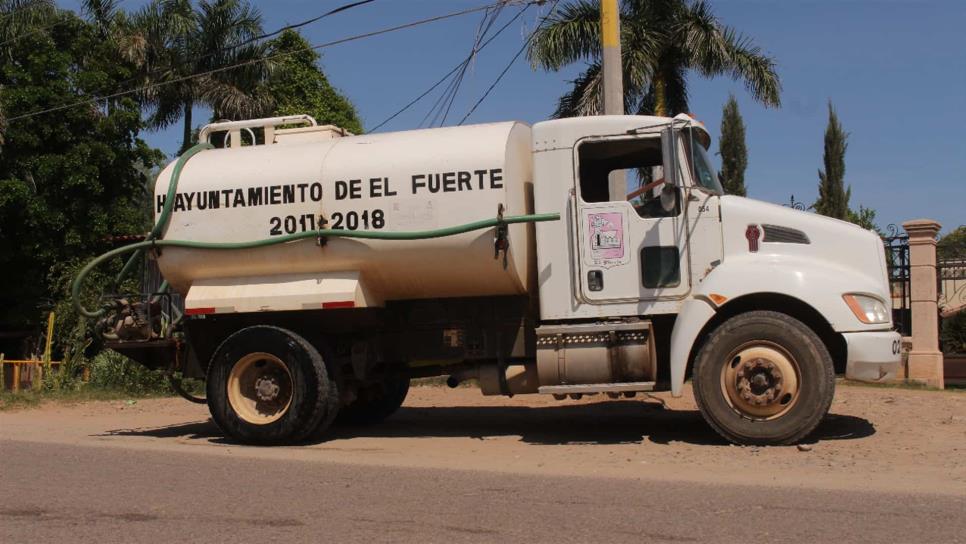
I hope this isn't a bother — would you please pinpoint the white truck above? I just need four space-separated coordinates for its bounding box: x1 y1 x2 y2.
84 113 901 446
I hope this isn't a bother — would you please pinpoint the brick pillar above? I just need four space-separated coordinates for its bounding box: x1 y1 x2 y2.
903 219 944 388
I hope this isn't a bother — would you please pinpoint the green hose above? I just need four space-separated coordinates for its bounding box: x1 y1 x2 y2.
111 143 214 294
71 142 560 318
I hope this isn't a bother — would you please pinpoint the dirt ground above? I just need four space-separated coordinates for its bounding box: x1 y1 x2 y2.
2 382 964 496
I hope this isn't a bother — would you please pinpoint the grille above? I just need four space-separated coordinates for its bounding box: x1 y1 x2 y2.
762 224 810 244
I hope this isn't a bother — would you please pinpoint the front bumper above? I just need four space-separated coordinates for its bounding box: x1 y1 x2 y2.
842 331 902 382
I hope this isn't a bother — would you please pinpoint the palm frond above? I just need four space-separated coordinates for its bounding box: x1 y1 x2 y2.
674 1 780 108
0 0 56 44
719 26 781 108
553 61 602 117
81 0 120 33
527 0 600 71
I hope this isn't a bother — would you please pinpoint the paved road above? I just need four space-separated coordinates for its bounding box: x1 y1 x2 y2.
2 439 964 543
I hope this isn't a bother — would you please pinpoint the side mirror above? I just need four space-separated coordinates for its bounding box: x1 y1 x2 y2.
660 184 678 213
661 127 679 187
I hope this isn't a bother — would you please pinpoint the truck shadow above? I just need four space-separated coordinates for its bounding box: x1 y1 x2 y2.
329 403 876 446
103 402 875 447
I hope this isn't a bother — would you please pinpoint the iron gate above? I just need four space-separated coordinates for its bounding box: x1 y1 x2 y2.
882 224 911 336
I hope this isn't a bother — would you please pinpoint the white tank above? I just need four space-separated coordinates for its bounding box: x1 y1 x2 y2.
154 120 535 304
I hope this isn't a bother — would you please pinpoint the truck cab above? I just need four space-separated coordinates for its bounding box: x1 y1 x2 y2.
531 113 900 442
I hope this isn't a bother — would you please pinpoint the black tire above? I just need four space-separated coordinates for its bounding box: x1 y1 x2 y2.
206 326 339 445
337 375 410 425
692 311 835 446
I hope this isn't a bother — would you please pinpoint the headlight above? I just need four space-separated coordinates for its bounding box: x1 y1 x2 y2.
843 294 890 324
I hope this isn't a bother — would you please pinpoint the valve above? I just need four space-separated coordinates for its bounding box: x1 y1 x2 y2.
493 203 509 269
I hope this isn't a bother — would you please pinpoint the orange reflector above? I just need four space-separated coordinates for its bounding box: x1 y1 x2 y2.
708 293 728 306
185 307 216 316
322 301 355 309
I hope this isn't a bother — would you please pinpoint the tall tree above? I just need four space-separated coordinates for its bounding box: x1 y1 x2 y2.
0 9 162 329
938 226 966 260
846 205 881 234
527 0 781 118
814 101 850 220
718 94 746 196
260 30 363 134
123 0 273 153
1 0 57 141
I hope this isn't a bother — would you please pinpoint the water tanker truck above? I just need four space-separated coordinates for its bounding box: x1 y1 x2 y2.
75 113 901 446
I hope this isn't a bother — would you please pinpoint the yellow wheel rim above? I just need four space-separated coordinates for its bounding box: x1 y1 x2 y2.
719 342 800 421
227 352 293 425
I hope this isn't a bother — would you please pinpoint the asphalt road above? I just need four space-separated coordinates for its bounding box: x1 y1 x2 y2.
2 439 964 543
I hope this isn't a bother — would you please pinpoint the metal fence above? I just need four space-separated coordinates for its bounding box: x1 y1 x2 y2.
882 224 911 336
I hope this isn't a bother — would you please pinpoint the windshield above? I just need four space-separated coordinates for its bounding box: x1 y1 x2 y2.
685 130 724 194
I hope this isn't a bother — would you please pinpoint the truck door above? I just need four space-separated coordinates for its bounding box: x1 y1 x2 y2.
573 129 691 303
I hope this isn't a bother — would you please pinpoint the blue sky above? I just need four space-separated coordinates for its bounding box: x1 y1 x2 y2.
60 0 966 233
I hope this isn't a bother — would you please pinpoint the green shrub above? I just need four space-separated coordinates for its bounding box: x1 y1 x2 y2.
85 350 172 396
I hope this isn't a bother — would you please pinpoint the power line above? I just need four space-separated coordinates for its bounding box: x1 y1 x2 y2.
434 4 506 127
420 5 505 128
7 1 521 124
231 0 377 51
0 0 66 48
4 0 373 91
0 0 130 48
0 0 48 23
370 2 530 132
0 16 58 47
103 0 377 99
458 0 561 125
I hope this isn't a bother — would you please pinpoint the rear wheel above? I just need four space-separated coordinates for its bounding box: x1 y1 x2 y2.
206 326 339 445
338 375 410 425
692 311 835 446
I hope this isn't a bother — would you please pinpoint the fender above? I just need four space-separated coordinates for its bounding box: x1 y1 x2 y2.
669 298 716 396
668 254 890 396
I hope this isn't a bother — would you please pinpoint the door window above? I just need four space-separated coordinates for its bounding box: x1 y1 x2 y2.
577 137 680 218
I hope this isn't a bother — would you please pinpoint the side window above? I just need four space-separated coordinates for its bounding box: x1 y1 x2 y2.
577 137 680 218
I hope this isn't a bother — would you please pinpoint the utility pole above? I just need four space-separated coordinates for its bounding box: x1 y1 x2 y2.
601 0 626 200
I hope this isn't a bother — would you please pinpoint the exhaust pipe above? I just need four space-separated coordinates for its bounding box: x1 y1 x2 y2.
446 367 479 388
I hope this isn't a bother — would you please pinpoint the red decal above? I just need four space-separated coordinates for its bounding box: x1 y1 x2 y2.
322 301 355 309
185 307 216 316
745 225 761 253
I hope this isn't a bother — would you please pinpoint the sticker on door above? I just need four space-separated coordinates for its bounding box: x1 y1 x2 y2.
588 212 627 267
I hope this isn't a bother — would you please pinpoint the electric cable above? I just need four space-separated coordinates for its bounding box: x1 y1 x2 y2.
105 0 378 93
370 2 530 132
458 0 561 125
8 1 524 123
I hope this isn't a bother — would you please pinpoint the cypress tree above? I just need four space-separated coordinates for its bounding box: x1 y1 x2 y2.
718 94 748 196
815 101 851 219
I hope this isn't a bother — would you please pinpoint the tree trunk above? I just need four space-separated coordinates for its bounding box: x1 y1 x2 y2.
654 73 667 118
181 102 193 154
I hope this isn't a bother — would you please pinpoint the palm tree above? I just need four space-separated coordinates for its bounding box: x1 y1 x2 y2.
122 0 274 153
0 0 56 45
527 0 781 118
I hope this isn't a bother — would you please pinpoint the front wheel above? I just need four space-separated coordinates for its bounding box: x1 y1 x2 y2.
206 326 339 445
692 311 835 446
